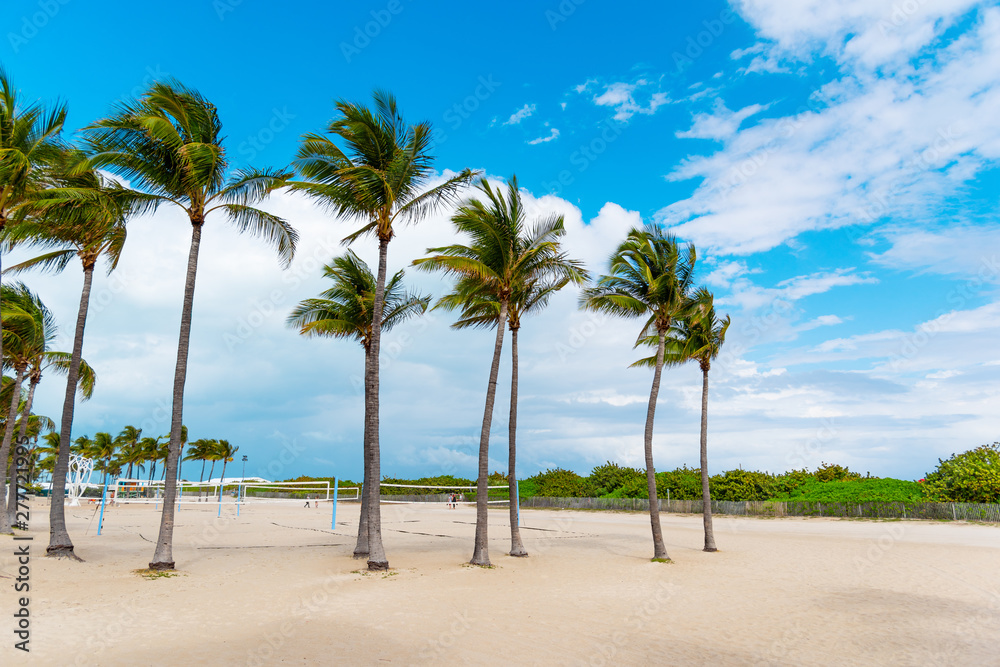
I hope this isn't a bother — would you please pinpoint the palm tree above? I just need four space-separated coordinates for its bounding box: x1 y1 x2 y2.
437 275 585 557
414 176 583 566
85 432 117 492
184 438 214 500
5 147 140 556
0 292 33 525
581 225 697 561
0 68 67 383
86 80 298 570
288 249 429 556
215 440 239 500
115 426 143 480
1 283 94 532
291 89 474 570
205 439 222 486
637 288 729 552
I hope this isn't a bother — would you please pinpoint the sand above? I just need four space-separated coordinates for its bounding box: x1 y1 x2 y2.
2 497 999 666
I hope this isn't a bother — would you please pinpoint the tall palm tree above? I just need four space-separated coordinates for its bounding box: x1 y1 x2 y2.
288 249 429 556
414 176 583 566
86 80 298 570
215 440 239 499
184 437 214 500
637 288 729 552
115 426 143 480
1 283 94 532
0 68 67 384
581 225 697 561
291 89 474 570
0 292 33 524
35 430 60 480
85 431 117 492
438 276 585 557
5 147 140 556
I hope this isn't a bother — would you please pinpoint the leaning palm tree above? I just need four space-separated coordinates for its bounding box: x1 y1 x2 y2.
214 440 239 499
291 89 474 570
5 147 141 556
439 274 585 557
0 68 67 379
184 438 211 500
115 426 143 480
414 175 583 566
85 432 117 493
581 225 697 561
637 287 729 552
1 283 94 532
86 80 298 570
287 249 429 557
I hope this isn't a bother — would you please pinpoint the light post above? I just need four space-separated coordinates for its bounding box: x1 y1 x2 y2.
238 455 248 517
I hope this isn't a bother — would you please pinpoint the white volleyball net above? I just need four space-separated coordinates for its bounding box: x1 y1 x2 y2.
112 479 359 506
378 482 511 505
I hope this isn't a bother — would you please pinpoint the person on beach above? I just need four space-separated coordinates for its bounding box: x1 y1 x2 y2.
304 496 311 508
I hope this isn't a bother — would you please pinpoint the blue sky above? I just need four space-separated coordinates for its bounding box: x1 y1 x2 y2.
3 0 999 482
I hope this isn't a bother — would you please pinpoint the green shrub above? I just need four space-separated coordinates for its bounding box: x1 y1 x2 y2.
776 478 923 503
772 469 815 496
590 461 644 496
814 462 862 482
922 443 1000 503
710 468 777 501
527 468 598 497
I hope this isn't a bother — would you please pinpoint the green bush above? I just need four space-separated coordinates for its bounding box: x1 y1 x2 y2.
776 478 923 503
526 468 598 497
814 462 862 482
772 469 815 496
710 468 777 501
922 443 1000 503
589 461 644 496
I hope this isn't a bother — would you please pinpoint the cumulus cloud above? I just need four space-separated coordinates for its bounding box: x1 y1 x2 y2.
592 81 670 121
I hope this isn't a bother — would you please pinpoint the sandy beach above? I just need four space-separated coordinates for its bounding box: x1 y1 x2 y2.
2 497 999 666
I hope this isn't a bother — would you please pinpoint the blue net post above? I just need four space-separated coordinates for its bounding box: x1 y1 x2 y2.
97 475 111 536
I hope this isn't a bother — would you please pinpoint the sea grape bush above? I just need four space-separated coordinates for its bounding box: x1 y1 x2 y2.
922 443 1000 503
282 443 1000 504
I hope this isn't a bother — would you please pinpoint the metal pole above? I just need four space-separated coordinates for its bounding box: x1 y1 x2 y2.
238 456 247 517
331 477 338 531
97 474 111 536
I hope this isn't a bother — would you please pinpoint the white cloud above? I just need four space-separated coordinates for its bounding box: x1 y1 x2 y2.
527 128 560 145
592 82 669 121
658 4 1000 255
504 103 536 125
677 100 769 141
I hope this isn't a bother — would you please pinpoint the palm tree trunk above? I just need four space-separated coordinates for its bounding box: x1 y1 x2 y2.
644 332 669 560
208 460 216 486
354 354 371 557
219 458 228 502
199 459 206 501
47 261 95 559
150 220 203 570
471 299 508 567
507 325 526 557
364 236 390 571
0 365 26 533
700 363 717 552
7 374 39 530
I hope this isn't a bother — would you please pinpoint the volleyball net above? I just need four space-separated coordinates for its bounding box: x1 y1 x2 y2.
378 482 512 505
112 479 360 505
